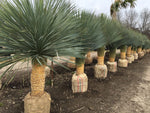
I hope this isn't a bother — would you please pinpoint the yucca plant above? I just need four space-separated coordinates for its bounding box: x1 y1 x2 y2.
97 15 121 64
103 20 122 63
72 11 108 93
0 0 84 112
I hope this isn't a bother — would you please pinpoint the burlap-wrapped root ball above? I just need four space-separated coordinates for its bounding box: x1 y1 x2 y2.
133 53 138 60
94 64 107 79
85 57 93 64
131 55 134 62
72 73 88 93
24 92 51 113
118 59 128 67
143 50 146 55
138 52 144 58
127 56 132 63
107 61 117 72
0 80 2 89
45 66 50 77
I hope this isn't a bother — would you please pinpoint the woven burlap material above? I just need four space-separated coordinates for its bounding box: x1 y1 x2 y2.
109 58 115 62
127 56 132 63
134 53 138 59
94 64 107 79
24 92 51 113
97 56 104 65
87 52 91 57
107 61 117 72
120 52 126 59
118 59 128 67
138 52 144 58
72 73 88 93
76 64 84 75
31 65 46 96
138 48 142 53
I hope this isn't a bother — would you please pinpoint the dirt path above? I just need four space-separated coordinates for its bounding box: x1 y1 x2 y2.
111 55 150 113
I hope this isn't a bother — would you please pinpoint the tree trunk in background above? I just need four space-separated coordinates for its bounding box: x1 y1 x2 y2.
95 46 108 79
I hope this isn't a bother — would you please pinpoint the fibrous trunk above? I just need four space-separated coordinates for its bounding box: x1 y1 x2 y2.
31 60 46 96
120 45 127 59
109 48 116 62
97 46 105 65
127 46 132 57
76 58 85 75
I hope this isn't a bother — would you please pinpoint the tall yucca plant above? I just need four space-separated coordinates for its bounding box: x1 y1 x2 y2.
102 19 122 62
96 15 122 65
0 0 84 112
74 11 105 75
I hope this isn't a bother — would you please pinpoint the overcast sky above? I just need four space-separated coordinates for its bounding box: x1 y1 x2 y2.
70 0 150 16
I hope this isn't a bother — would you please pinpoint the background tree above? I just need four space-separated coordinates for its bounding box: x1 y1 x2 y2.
139 8 150 32
123 9 138 28
111 0 137 19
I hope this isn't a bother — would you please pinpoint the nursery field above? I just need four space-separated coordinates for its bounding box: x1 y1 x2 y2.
0 53 150 113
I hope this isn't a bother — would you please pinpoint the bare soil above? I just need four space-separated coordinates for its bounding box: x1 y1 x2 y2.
0 54 150 113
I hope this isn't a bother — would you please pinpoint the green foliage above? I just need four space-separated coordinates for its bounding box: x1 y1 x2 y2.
111 0 137 16
76 11 106 55
0 0 83 70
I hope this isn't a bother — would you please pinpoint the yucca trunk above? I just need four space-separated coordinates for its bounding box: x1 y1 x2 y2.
137 46 142 53
95 46 107 79
109 48 116 62
76 58 85 75
24 59 51 113
97 46 105 65
127 46 132 57
120 45 127 59
31 60 46 96
72 58 88 93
